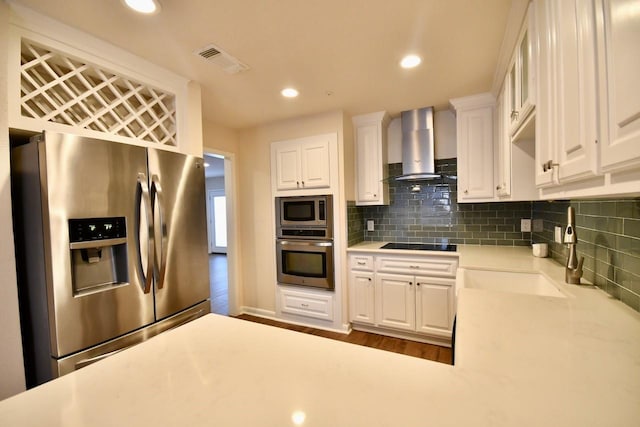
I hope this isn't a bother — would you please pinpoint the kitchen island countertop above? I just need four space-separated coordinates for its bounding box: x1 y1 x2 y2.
1 245 639 426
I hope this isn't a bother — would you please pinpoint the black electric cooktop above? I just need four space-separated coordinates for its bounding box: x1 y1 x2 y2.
381 242 457 252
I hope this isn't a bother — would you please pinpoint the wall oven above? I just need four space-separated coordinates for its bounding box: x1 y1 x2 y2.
275 195 334 290
276 239 334 290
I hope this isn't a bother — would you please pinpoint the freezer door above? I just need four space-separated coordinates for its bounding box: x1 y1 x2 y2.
26 132 155 358
148 149 210 320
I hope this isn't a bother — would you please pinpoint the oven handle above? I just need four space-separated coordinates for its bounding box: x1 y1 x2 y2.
278 240 333 247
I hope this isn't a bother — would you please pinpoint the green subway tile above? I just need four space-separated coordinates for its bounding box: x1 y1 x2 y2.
607 218 624 234
600 202 617 217
619 288 640 312
623 253 640 276
616 200 640 218
624 218 640 239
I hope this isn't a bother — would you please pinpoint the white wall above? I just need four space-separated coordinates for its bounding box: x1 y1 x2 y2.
0 0 26 399
203 120 239 154
387 109 457 163
237 111 345 313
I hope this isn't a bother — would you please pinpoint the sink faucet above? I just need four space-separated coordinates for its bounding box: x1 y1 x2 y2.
564 206 584 284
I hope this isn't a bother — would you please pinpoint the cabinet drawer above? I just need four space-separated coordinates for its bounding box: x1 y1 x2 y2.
349 254 374 271
375 256 458 277
279 288 334 321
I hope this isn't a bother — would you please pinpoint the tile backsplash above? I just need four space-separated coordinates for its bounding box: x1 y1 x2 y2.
347 159 640 313
532 199 640 311
348 159 532 247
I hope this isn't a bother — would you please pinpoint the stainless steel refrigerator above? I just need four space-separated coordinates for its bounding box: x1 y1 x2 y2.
11 131 210 387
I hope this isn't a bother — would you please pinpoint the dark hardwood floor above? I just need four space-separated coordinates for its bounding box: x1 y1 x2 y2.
235 314 453 365
209 254 228 315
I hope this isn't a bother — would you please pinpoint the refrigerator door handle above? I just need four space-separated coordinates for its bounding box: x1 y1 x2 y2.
151 175 168 290
73 346 132 370
136 173 154 294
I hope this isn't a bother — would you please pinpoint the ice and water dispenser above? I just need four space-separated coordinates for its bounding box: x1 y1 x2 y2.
68 217 129 296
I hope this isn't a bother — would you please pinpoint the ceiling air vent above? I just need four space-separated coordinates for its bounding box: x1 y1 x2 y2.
194 43 250 75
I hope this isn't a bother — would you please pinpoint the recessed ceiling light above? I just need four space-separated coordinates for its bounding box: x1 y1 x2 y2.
281 88 299 98
123 0 161 14
400 54 422 69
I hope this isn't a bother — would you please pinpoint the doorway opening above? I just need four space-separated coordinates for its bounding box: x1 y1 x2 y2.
204 153 229 315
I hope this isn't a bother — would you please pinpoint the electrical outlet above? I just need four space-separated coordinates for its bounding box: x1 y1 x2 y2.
555 226 563 243
532 219 544 232
366 219 375 232
521 219 532 232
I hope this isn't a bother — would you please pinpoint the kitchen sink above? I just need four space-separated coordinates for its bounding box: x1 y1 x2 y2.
457 268 566 298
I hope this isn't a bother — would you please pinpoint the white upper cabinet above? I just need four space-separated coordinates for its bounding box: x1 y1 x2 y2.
533 0 639 198
534 0 599 186
496 85 512 197
272 133 335 195
450 93 496 202
597 0 640 173
300 139 331 188
352 112 391 206
553 0 599 183
508 3 536 136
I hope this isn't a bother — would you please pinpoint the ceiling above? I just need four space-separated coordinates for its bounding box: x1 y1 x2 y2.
204 154 224 178
11 0 512 129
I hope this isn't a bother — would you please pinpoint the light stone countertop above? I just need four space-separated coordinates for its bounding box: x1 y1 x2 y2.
1 245 639 426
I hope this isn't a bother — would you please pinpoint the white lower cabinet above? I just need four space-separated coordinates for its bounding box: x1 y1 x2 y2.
349 270 375 325
279 287 334 321
376 274 455 337
376 274 415 331
415 277 455 336
349 252 457 345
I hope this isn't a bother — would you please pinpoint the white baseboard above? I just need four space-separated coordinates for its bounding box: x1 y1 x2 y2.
239 306 276 319
240 306 351 335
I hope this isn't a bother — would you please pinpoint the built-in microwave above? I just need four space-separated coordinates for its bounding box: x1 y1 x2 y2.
276 195 333 238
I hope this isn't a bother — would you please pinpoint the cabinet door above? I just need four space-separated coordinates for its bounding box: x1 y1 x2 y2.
349 271 375 325
375 274 415 332
496 85 511 196
597 0 640 173
300 139 330 189
553 0 599 183
415 277 454 336
457 106 495 200
535 0 558 187
355 123 381 203
275 144 301 190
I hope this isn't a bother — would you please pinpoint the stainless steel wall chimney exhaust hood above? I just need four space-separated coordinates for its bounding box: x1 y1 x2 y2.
395 106 441 181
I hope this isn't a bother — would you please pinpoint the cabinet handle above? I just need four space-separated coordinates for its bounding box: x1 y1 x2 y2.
542 160 559 172
357 261 366 265
373 194 377 197
409 282 413 285
510 110 519 120
464 190 468 194
301 303 309 308
296 181 300 187
301 181 305 187
416 282 421 286
496 185 501 190
368 278 371 281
